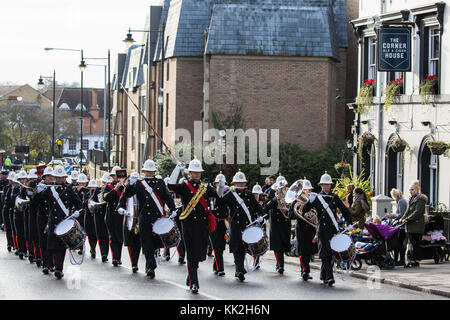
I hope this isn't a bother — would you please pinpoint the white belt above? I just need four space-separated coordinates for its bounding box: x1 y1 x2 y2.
50 186 70 217
141 180 164 216
317 194 339 232
232 191 252 224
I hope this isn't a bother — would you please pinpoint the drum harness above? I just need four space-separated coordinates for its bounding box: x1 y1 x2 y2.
232 191 267 273
50 186 86 266
316 194 356 280
140 179 180 265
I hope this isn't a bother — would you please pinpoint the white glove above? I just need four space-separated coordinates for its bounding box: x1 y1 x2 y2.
36 184 46 193
177 162 186 169
71 210 80 219
129 176 137 185
346 225 354 232
256 216 264 223
169 211 177 219
118 208 127 216
27 190 34 197
308 192 317 203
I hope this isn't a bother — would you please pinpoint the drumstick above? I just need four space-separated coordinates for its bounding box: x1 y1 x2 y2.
247 214 268 227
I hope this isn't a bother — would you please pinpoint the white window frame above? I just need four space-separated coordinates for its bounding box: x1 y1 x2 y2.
396 152 403 191
429 27 440 77
368 37 377 80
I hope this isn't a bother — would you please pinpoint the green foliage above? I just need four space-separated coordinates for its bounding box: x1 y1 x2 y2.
211 103 246 130
356 79 375 114
384 78 403 110
333 168 373 208
419 75 437 105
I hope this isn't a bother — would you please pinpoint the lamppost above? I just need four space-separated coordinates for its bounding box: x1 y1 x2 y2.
123 23 166 153
84 51 111 171
45 47 86 166
37 71 56 161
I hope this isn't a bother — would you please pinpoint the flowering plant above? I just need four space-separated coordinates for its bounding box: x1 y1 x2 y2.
388 137 408 153
384 77 403 110
426 140 449 156
356 79 375 113
419 74 438 104
334 161 350 176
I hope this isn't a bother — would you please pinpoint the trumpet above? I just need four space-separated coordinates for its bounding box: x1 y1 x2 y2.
285 179 317 229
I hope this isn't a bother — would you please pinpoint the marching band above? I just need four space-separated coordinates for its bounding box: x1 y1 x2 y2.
0 159 356 293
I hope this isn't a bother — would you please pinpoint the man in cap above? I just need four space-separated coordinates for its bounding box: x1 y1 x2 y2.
167 158 220 293
34 167 55 273
208 172 228 276
25 169 40 265
103 166 125 266
289 178 317 281
0 168 8 230
217 170 264 282
118 160 176 277
36 165 83 279
2 171 16 252
265 176 291 274
301 172 353 286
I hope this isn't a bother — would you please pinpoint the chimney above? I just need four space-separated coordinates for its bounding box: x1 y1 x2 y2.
92 89 98 108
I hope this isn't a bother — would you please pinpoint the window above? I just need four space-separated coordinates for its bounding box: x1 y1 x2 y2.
94 141 98 149
100 141 103 149
166 59 170 81
429 27 440 77
387 72 404 94
166 93 169 127
140 96 146 132
69 139 76 151
82 139 89 150
368 37 377 80
131 116 135 151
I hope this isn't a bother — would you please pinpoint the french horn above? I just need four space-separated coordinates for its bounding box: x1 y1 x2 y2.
285 179 317 229
271 179 289 219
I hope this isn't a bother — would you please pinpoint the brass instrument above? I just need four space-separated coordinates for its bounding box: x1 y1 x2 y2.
285 179 317 229
271 179 289 219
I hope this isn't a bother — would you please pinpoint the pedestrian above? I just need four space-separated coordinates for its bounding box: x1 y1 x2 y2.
399 180 427 268
4 156 12 170
346 184 355 207
2 172 17 252
386 188 408 266
348 188 369 229
96 173 111 262
84 178 99 259
262 175 276 194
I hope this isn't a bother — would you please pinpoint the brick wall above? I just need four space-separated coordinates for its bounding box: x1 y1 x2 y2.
208 55 340 150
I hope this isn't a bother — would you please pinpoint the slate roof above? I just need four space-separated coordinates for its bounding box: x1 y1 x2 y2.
153 0 348 61
50 87 104 118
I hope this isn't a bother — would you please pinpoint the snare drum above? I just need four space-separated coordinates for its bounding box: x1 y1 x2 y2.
330 233 355 262
54 218 86 250
242 225 268 257
152 217 180 248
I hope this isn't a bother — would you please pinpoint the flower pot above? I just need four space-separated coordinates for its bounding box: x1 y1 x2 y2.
391 144 406 153
429 145 447 155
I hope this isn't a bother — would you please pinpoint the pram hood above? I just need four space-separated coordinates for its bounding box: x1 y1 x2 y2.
365 223 399 241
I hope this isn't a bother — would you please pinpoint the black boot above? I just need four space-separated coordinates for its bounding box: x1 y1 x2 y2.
191 283 199 294
42 267 49 275
235 272 245 282
35 259 42 268
54 270 64 280
102 256 108 263
132 266 138 273
146 268 155 279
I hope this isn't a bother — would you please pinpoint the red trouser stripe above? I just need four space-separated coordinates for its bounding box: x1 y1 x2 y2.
299 256 305 272
274 252 281 268
213 249 219 271
127 247 133 266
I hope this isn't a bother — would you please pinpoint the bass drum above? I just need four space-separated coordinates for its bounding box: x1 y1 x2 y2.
242 225 268 257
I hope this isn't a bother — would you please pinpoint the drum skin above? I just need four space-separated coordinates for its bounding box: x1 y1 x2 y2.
242 225 268 257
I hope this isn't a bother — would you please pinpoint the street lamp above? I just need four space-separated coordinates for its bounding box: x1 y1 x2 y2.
84 51 111 171
0 96 23 102
37 71 56 161
123 23 166 153
45 47 85 166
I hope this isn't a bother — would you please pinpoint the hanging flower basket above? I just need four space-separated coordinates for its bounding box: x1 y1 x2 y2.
419 74 438 104
427 141 449 156
356 79 375 113
384 78 403 110
361 132 375 147
334 161 350 175
389 137 408 153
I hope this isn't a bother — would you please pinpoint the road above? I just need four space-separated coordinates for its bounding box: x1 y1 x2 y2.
0 235 445 300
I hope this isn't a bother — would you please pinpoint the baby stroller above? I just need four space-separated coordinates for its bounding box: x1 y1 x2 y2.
351 222 402 270
406 215 447 264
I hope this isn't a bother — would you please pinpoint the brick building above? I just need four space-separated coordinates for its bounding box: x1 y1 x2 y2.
112 0 359 170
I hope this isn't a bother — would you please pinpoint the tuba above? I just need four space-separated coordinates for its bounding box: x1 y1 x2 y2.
285 179 317 229
271 179 289 219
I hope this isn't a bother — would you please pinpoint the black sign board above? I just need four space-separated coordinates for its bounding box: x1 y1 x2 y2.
378 27 411 72
15 146 30 153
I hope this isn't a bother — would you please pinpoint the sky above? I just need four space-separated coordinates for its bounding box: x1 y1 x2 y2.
0 0 162 89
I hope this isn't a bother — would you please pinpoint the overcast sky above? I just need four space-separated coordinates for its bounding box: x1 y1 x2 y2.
0 0 162 89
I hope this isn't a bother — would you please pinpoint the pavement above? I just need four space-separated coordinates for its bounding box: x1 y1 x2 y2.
265 250 450 298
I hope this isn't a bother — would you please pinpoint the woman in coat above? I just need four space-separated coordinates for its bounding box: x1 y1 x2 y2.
348 188 369 229
399 180 427 268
